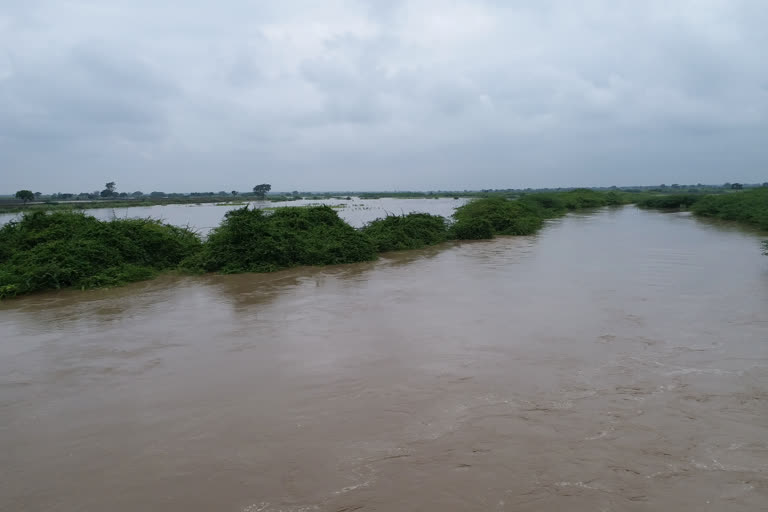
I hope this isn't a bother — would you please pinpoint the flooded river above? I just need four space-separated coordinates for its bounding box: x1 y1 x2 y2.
1 206 767 511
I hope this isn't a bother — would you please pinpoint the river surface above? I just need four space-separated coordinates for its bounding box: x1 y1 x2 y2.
1 206 767 511
0 197 467 233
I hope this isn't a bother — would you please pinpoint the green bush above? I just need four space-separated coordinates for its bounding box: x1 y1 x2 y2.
0 211 201 298
452 197 544 237
691 188 768 230
517 189 629 216
559 188 625 209
182 205 377 274
518 193 567 216
636 194 701 209
361 213 449 252
449 217 495 240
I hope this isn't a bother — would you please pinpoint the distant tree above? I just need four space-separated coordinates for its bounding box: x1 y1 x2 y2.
15 190 34 204
119 192 128 198
723 182 731 189
231 190 238 196
101 181 117 198
218 190 227 196
149 191 166 198
132 191 144 197
731 183 743 190
34 191 42 198
253 183 272 199
763 182 768 187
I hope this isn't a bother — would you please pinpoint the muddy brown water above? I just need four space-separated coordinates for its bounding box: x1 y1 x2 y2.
1 206 767 511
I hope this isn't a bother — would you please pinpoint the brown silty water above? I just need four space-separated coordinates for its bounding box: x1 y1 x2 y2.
1 206 767 511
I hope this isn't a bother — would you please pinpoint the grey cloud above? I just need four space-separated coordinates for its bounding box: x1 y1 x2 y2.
1 0 767 193
0 44 175 144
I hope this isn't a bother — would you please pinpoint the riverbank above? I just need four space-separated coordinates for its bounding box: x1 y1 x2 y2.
1 189 764 299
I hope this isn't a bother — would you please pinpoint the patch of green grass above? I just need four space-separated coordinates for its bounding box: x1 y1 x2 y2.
0 211 201 298
361 213 449 252
181 205 377 274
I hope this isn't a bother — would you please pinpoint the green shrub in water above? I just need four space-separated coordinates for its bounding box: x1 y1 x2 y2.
518 193 567 216
182 205 377 274
691 188 768 230
0 211 201 298
449 217 495 240
451 197 544 238
361 213 449 252
636 194 701 209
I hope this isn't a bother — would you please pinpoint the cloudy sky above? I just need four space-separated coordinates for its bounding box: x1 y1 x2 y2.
1 0 766 193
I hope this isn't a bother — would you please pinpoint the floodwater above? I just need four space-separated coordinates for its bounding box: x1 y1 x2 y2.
1 206 767 511
0 197 467 233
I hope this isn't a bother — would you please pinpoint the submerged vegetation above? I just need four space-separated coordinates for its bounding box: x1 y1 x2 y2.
450 189 630 239
361 213 448 252
452 196 544 237
689 188 768 231
638 188 768 255
636 194 701 209
1 188 765 299
180 206 376 274
0 211 201 299
635 187 768 231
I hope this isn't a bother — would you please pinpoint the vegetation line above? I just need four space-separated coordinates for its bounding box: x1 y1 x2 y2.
1 188 765 299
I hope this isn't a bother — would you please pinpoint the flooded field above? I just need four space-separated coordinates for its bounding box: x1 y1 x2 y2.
1 206 767 511
0 197 467 233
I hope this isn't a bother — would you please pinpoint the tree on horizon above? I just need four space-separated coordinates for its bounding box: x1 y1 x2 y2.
15 190 34 205
101 181 117 198
253 183 271 199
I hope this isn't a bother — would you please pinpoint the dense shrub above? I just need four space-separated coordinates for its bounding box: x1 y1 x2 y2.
560 188 625 208
182 205 377 274
451 197 544 238
636 194 701 209
691 188 768 230
0 211 201 298
518 193 567 215
449 217 495 240
361 213 449 252
518 189 627 216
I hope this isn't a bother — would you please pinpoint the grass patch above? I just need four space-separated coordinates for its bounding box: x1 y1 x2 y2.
181 205 377 274
0 211 201 298
361 213 449 252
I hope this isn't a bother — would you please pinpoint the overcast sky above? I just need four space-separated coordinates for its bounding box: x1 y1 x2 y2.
1 0 767 193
